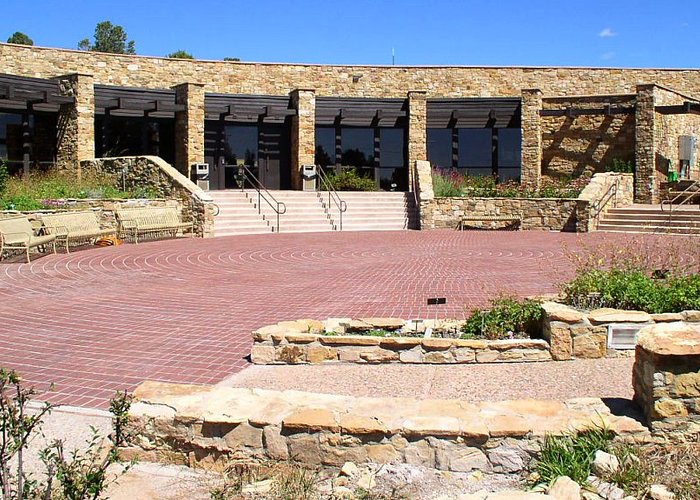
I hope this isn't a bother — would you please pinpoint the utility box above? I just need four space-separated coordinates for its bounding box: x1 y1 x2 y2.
193 163 210 190
302 164 317 191
679 136 697 162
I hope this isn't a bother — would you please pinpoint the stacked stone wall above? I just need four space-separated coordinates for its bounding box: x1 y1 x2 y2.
3 44 700 99
125 381 648 472
633 323 700 439
653 87 700 181
541 95 636 179
576 172 634 231
420 197 578 231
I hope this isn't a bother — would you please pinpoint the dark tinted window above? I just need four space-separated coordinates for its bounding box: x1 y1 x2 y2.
341 128 374 167
498 128 521 168
427 128 452 168
315 127 335 166
224 124 258 166
379 128 404 167
458 129 492 168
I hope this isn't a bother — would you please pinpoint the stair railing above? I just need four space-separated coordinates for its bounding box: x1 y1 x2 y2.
590 177 620 229
235 164 286 232
660 179 700 214
316 167 347 231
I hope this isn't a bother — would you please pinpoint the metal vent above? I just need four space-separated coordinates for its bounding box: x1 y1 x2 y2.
607 324 644 350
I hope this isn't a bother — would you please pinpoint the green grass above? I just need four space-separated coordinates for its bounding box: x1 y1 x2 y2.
535 425 614 486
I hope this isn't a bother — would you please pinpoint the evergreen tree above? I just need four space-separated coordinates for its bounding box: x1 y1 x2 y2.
7 32 33 45
78 21 135 54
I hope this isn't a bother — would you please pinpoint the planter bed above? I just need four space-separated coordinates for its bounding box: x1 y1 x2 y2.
251 318 551 365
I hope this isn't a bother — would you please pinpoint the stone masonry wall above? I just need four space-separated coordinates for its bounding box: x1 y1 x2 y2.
541 95 636 179
80 156 215 237
125 381 648 472
576 172 634 231
633 323 700 439
420 197 578 231
654 87 700 182
543 302 700 361
3 44 700 99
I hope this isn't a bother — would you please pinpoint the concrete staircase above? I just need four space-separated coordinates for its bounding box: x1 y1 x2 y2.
209 190 418 236
597 204 700 235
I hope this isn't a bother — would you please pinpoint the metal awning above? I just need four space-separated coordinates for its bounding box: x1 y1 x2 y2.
94 85 184 118
655 101 700 115
0 74 75 112
427 98 521 128
204 94 295 123
316 97 407 127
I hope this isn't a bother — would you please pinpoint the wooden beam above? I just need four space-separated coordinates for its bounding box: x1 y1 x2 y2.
540 106 635 117
655 101 700 115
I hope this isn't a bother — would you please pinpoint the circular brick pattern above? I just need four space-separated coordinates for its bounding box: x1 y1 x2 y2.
0 230 687 408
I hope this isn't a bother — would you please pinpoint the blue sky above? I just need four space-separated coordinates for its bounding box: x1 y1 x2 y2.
2 0 698 67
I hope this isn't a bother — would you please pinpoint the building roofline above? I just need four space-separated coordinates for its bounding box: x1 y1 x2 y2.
3 43 700 72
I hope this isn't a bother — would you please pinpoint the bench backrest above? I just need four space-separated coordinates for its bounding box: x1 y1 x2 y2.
116 206 183 226
41 211 101 234
0 216 34 244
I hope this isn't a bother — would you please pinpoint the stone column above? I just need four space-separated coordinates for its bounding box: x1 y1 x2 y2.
635 85 657 203
173 82 205 177
407 91 428 192
56 73 95 174
633 322 700 439
290 89 316 190
520 89 543 191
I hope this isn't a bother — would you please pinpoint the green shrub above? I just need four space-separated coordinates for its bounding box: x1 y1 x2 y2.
326 169 377 191
535 425 614 486
432 169 464 197
563 269 700 313
606 158 634 173
0 160 8 196
461 296 543 340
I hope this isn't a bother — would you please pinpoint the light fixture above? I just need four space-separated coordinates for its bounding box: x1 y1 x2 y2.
352 74 363 83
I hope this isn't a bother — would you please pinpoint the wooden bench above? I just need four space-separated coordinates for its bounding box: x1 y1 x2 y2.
458 214 522 231
115 206 193 244
40 211 116 253
0 215 57 263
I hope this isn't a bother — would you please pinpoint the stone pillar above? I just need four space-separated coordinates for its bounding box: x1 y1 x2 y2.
56 73 95 174
635 85 657 203
521 89 543 191
173 82 205 177
407 91 428 192
290 89 316 190
633 323 700 439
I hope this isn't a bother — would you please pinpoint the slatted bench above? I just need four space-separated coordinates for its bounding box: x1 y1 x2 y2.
0 215 57 263
458 214 522 231
40 211 116 253
115 206 193 244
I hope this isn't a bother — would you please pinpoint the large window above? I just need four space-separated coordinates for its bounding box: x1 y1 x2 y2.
315 125 407 191
428 127 521 181
0 111 57 174
95 116 174 165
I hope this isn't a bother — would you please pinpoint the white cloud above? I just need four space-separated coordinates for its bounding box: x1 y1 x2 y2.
599 28 616 38
600 51 616 60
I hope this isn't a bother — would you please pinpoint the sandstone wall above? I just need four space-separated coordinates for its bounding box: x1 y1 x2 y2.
576 172 634 231
543 302 700 361
420 197 578 231
654 87 700 181
125 381 648 471
80 156 215 237
633 322 700 439
541 95 636 179
3 44 700 99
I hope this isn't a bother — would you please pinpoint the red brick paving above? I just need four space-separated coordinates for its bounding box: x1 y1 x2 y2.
0 230 671 408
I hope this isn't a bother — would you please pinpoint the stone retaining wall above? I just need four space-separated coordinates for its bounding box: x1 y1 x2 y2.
542 302 700 361
80 156 215 237
576 172 634 231
419 197 579 231
251 318 552 365
125 381 648 472
633 323 700 439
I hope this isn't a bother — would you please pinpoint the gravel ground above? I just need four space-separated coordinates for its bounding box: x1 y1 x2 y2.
219 358 635 403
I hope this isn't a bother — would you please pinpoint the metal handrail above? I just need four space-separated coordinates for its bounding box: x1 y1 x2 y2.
661 179 700 214
590 177 620 226
234 165 286 232
316 167 347 231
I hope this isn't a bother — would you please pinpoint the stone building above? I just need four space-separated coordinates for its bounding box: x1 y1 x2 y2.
1 43 699 203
